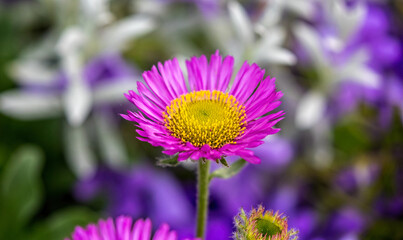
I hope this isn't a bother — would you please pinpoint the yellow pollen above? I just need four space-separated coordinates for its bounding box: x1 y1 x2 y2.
163 90 247 149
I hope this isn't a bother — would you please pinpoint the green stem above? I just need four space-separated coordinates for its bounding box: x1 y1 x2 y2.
196 159 211 239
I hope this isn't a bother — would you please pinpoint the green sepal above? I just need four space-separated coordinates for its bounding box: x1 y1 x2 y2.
209 158 247 182
219 157 230 167
156 154 180 167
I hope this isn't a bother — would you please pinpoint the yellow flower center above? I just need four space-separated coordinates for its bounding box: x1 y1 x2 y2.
163 90 247 149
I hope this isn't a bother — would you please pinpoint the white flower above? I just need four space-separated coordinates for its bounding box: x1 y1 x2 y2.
227 0 296 65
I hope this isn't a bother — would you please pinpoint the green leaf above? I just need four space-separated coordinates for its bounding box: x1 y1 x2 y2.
30 207 99 240
209 158 247 181
156 154 180 167
0 145 44 238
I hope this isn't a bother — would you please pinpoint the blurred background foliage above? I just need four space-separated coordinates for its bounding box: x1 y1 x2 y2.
0 0 403 239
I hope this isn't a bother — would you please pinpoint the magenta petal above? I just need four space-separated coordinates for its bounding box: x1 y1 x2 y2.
86 225 101 239
143 69 173 103
235 149 261 164
72 227 87 240
162 149 179 155
132 218 144 240
206 51 221 90
166 231 178 240
186 55 209 91
158 61 184 98
116 216 132 240
216 55 234 91
231 63 265 104
137 81 167 110
99 218 116 240
178 151 193 161
141 218 152 240
153 223 170 240
190 151 202 160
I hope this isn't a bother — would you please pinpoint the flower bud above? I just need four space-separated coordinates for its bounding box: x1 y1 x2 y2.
234 206 298 240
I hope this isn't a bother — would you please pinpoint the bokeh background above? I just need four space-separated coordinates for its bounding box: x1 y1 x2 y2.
1 0 403 239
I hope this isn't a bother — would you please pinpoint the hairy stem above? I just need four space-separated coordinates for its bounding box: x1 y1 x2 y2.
196 159 210 239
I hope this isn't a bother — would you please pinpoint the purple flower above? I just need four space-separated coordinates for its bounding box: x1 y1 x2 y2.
351 4 401 70
334 162 379 194
205 217 232 240
375 166 403 218
267 185 318 240
122 50 284 164
378 76 403 126
183 0 220 18
210 166 264 216
65 216 198 240
328 81 382 120
325 208 366 239
74 165 193 230
295 2 402 126
21 53 136 93
253 137 295 170
331 3 401 117
61 53 137 90
375 196 403 218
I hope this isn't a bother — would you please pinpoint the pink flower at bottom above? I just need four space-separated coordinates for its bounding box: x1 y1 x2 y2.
65 216 198 240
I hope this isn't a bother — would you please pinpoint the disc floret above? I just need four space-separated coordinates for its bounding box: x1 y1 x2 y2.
163 90 247 149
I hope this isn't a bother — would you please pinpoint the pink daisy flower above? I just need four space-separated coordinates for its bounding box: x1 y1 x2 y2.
65 216 197 240
122 51 284 164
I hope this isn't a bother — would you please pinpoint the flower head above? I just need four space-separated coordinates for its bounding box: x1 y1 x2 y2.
234 206 298 240
122 51 284 164
65 216 197 240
